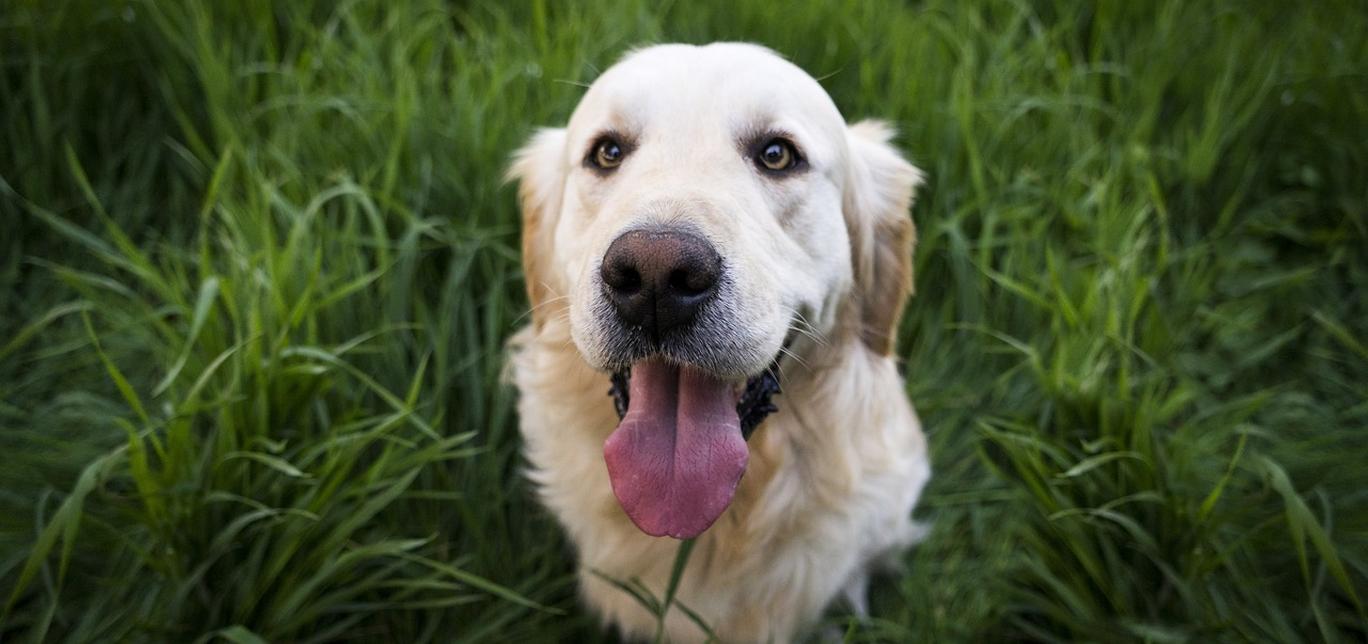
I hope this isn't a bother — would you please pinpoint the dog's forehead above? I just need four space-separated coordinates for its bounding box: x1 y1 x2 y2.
568 43 845 142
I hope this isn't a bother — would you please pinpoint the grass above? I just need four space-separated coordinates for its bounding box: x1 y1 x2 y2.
1 0 1365 640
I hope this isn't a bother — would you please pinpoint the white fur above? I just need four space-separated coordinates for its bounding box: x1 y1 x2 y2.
507 43 929 642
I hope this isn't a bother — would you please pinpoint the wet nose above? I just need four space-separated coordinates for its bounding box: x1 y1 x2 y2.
600 229 722 338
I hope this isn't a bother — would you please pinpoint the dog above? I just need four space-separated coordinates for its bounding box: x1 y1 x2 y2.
506 43 929 642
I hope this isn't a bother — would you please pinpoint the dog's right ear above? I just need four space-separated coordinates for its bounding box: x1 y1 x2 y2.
842 120 923 356
506 128 568 329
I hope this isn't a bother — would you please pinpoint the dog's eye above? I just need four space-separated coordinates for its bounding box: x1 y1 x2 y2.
591 137 625 170
757 139 798 172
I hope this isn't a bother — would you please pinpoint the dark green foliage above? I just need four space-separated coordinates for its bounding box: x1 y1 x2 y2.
1 0 1364 641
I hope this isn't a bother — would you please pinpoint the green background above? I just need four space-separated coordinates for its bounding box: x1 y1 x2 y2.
2 0 1365 641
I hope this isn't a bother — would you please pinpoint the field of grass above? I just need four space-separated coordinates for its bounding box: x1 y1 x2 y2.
1 0 1365 641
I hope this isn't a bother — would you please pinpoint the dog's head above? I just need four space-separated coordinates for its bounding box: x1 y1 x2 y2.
509 43 921 538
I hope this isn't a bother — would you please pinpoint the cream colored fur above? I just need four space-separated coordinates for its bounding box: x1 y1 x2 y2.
507 43 929 642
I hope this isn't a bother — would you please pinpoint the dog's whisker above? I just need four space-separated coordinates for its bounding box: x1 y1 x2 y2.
531 293 571 312
779 306 829 347
786 324 825 346
794 322 828 346
511 292 572 326
813 66 845 83
777 344 810 371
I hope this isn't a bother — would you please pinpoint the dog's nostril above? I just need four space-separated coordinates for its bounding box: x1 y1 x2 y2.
668 269 692 294
603 261 643 296
620 269 641 294
612 266 642 295
668 268 711 296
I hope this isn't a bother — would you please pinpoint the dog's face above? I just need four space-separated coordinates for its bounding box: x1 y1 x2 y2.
559 44 855 380
511 43 921 539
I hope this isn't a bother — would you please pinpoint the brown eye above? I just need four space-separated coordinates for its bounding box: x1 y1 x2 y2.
593 138 625 169
758 139 796 171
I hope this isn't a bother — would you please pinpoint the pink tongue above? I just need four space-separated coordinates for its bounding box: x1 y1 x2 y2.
603 360 748 539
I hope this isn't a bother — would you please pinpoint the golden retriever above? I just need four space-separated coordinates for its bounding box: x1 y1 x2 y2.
507 43 929 642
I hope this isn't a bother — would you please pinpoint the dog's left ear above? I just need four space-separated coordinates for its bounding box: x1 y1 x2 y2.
843 120 924 356
506 128 568 329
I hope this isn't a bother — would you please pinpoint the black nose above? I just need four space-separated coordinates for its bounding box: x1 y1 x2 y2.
600 229 722 339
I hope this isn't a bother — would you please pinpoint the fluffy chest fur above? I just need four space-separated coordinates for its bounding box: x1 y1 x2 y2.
508 320 929 642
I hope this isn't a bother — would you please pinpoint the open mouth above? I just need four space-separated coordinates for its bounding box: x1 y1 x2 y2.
603 359 782 539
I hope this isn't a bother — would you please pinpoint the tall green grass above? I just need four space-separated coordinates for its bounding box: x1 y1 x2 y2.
1 0 1365 641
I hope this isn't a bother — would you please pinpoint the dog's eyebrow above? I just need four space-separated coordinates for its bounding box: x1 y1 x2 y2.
733 117 804 151
584 126 636 147
601 103 642 137
734 116 781 144
580 106 640 152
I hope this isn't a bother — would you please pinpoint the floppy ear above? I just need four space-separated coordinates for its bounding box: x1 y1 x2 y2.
843 120 924 356
506 128 568 329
